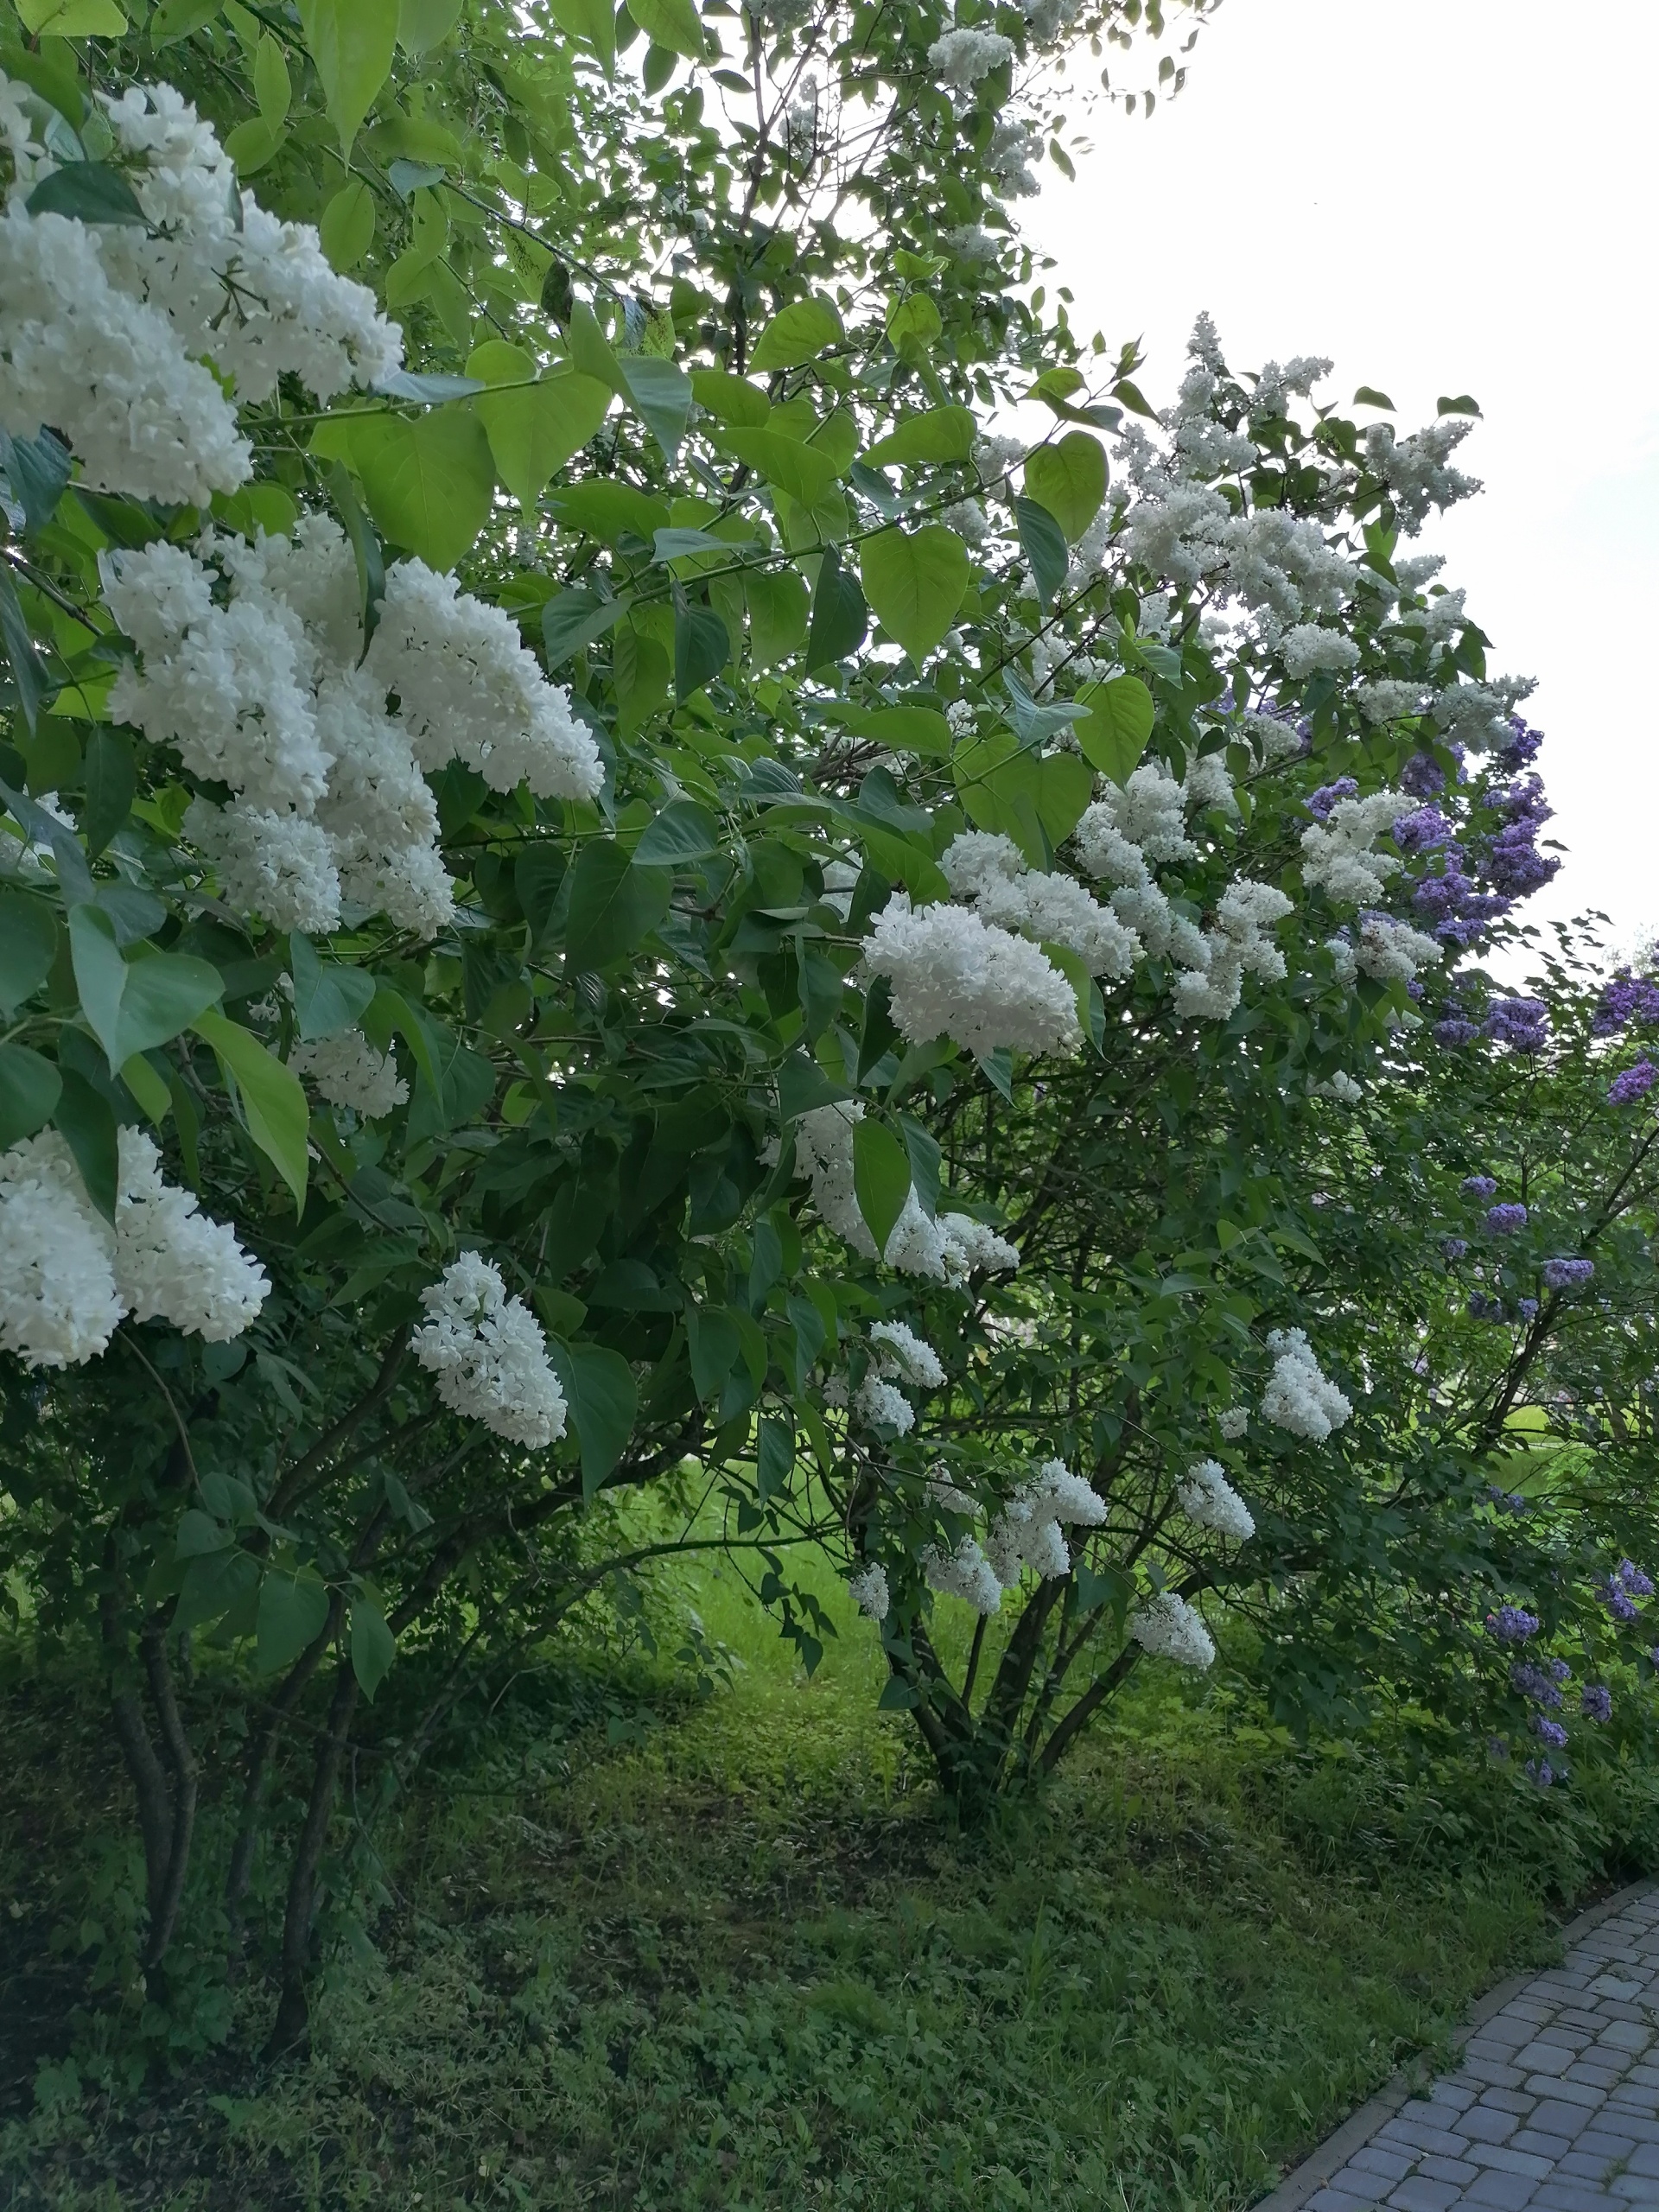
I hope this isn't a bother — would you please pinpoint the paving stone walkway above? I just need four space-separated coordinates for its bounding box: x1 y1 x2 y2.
1271 1885 1659 2212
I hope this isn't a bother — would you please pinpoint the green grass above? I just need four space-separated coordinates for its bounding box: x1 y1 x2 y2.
3 1549 1655 2211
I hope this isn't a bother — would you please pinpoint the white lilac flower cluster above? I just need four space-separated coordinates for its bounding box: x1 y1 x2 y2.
849 1560 890 1621
1177 1458 1255 1541
919 1459 1106 1618
828 1320 949 1439
1217 1407 1250 1439
861 892 1082 1059
1129 1590 1216 1669
1260 1327 1352 1441
941 831 1141 981
413 1253 568 1450
290 1031 409 1119
789 1101 1020 1281
0 76 399 506
0 1127 268 1370
927 26 1015 88
1300 790 1407 905
102 519 602 938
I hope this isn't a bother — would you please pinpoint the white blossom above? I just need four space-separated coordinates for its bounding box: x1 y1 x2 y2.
0 1132 125 1369
414 1253 568 1449
869 1319 946 1388
921 1534 1003 1613
185 798 341 933
853 1373 914 1434
1130 1591 1216 1669
927 26 1014 86
367 561 603 801
1354 913 1442 984
1177 1458 1255 1541
861 894 1080 1059
0 204 250 505
1281 625 1360 679
1299 790 1408 906
983 1456 1106 1587
1363 418 1480 531
943 832 1141 978
849 1562 890 1621
291 1031 409 1118
1217 1407 1249 1440
114 1128 269 1340
1261 1326 1352 1440
940 1212 1020 1278
1357 679 1425 725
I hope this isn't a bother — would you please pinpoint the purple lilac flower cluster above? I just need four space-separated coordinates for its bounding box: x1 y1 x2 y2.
1592 972 1659 1036
1392 804 1455 857
1602 1560 1655 1623
1486 1203 1529 1234
1581 1685 1613 1723
1531 1713 1569 1749
1461 1176 1497 1198
1609 1060 1656 1106
1305 777 1358 820
1487 1605 1541 1642
1518 1297 1539 1319
1406 729 1559 950
1400 751 1450 798
1484 997 1550 1053
1525 1758 1564 1788
1485 774 1560 900
1511 1657 1568 1705
1435 1015 1481 1046
1441 1236 1469 1261
1497 716 1544 772
1541 1256 1594 1291
1488 1486 1530 1515
1468 1292 1505 1322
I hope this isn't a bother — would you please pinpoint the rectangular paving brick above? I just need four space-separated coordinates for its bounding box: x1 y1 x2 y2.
1387 2178 1463 2212
1350 2145 1417 2182
1464 2171 1541 2208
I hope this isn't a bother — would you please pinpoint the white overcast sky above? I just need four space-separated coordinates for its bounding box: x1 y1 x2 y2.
1036 0 1658 957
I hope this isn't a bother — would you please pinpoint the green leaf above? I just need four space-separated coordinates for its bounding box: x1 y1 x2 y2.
296 0 398 158
548 481 670 543
289 932 375 1040
174 1549 258 1637
1352 385 1395 412
626 0 702 55
748 296 842 372
619 354 693 464
69 906 222 1071
319 178 376 269
886 295 942 348
1014 494 1069 608
690 369 769 427
634 798 720 865
349 408 495 571
119 1052 170 1125
564 841 672 970
745 569 808 669
1074 674 1154 783
716 427 840 506
0 1043 60 1148
349 1592 396 1700
0 891 56 1017
1025 431 1106 543
899 1113 940 1219
566 302 625 393
327 460 385 652
862 405 976 468
1437 394 1481 416
0 563 52 734
856 972 900 1081
15 3 126 39
149 0 223 39
547 1340 638 1496
257 1567 331 1675
853 1117 911 1255
397 0 465 52
253 34 292 124
193 1008 309 1209
2 427 72 532
837 705 952 757
952 730 1093 862
468 346 612 511
756 1414 793 1501
674 600 729 701
542 587 626 666
860 525 969 664
547 0 615 68
53 1067 118 1221
804 543 868 673
82 727 134 858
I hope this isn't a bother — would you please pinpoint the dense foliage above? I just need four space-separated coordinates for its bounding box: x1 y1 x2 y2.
1 0 1655 2076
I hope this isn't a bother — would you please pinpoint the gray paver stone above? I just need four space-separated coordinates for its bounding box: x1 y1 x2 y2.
1306 2191 1375 2212
1630 2141 1659 2177
1419 2156 1481 2185
1465 2171 1541 2209
1387 2179 1462 2212
1349 2145 1417 2182
1463 2106 1523 2145
1322 2172 1395 2207
1513 2132 1579 2161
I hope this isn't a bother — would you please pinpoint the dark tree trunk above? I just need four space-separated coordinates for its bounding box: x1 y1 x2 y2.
264 1658 359 2059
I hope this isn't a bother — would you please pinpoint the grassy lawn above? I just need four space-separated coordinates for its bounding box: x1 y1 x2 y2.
3 1545 1652 2211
